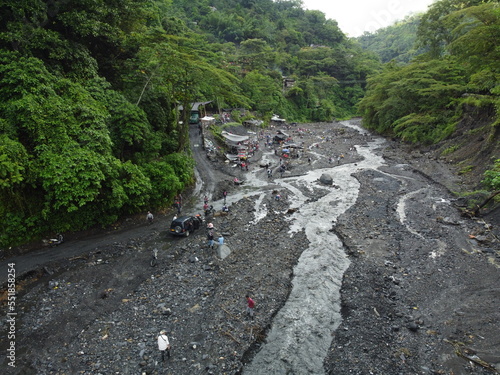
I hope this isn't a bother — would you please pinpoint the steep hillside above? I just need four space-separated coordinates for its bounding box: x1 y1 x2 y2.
0 0 378 247
388 106 499 218
356 14 427 63
359 0 500 211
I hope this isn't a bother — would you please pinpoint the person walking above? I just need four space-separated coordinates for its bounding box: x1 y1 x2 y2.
223 190 228 204
245 295 255 320
174 200 181 214
146 211 154 224
207 223 215 248
157 330 171 361
207 229 214 248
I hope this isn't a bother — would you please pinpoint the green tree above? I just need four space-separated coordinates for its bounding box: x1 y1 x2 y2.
241 71 284 116
482 159 500 191
356 14 427 64
416 0 492 58
359 58 467 142
238 38 276 71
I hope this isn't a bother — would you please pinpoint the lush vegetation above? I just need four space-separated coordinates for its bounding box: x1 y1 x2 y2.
359 0 499 144
168 0 380 120
482 159 500 191
0 0 379 246
357 14 427 64
2 0 498 246
359 0 499 198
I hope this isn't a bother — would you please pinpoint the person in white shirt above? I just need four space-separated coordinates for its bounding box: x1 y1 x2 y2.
157 330 171 361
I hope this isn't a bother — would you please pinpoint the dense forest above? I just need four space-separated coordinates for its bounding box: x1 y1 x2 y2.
0 0 379 247
357 14 427 64
0 0 498 247
358 0 499 200
359 0 499 142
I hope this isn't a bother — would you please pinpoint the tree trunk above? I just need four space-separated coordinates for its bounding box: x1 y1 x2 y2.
473 190 500 216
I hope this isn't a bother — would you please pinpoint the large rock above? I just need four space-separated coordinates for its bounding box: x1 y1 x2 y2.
319 173 333 185
216 244 231 259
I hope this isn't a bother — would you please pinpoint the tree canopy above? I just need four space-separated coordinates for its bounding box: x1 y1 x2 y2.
356 14 427 64
4 0 495 247
0 0 379 247
360 0 499 140
358 0 499 195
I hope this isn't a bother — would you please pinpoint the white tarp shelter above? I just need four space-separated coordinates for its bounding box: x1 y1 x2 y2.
221 131 249 144
201 116 215 128
271 115 286 122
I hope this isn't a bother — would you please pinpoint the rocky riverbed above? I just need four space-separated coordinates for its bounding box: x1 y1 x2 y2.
1 119 499 375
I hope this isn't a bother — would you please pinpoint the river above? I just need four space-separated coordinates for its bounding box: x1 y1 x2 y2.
197 120 387 374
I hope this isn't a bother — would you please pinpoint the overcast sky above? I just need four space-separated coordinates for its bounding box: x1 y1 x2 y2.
301 0 437 37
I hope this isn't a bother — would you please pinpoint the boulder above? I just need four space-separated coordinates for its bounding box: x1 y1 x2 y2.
216 244 231 259
319 173 333 185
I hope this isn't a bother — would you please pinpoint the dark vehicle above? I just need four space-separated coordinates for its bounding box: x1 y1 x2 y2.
189 111 200 124
170 215 203 237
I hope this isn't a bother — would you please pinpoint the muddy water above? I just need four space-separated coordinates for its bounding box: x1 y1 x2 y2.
193 121 388 373
242 121 387 374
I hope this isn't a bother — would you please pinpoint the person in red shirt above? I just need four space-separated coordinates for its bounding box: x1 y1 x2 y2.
246 295 255 320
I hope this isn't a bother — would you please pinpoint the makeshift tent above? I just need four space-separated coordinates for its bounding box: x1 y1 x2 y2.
273 134 286 143
221 131 249 145
243 119 263 129
225 154 240 161
201 116 215 128
283 143 303 149
271 115 286 122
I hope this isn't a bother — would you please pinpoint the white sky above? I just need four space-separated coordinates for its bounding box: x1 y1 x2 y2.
301 0 437 37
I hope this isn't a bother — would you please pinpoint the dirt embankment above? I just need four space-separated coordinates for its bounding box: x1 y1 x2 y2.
1 119 499 375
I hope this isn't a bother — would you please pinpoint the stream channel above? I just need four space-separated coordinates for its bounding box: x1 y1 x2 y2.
195 120 387 374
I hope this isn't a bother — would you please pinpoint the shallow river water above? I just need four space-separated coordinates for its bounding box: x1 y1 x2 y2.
240 122 384 374
194 121 387 374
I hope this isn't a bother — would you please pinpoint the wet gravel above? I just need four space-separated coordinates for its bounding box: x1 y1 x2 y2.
1 120 499 374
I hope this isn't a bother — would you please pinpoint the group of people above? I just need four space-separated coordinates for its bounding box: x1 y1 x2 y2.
150 186 262 365
206 222 224 249
203 191 231 247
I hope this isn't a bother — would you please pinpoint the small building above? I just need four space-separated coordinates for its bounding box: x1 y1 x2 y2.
271 114 286 127
200 116 216 128
273 129 289 144
178 101 213 124
243 119 263 129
